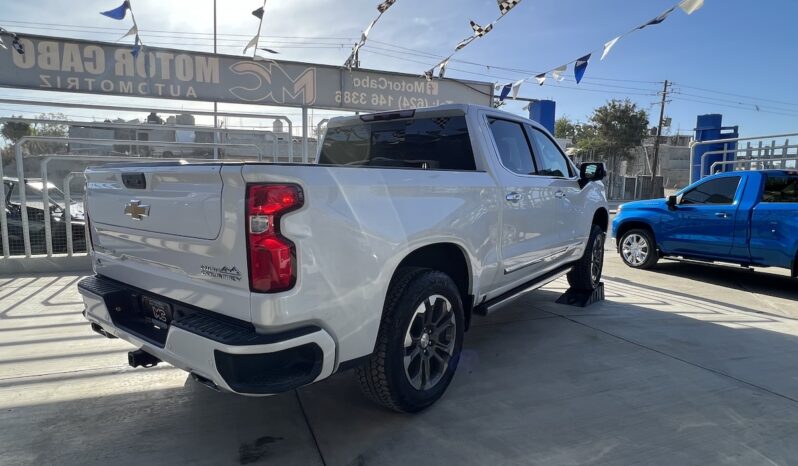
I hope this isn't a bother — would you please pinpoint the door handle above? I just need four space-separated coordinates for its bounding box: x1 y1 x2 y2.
714 212 728 218
505 192 522 203
554 190 565 199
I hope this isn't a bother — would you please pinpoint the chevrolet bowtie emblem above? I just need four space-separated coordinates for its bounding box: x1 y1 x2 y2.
124 200 150 220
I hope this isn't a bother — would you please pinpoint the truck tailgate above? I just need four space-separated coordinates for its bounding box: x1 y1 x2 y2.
85 163 251 321
87 164 223 240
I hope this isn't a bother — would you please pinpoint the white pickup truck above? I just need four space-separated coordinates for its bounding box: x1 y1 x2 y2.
79 104 609 412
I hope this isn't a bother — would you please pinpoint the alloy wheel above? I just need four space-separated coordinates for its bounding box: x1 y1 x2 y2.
622 233 649 266
590 233 605 285
403 294 456 391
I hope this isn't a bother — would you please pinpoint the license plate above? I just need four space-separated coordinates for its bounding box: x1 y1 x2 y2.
142 296 172 329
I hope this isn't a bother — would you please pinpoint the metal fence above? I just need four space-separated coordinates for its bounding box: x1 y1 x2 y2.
0 114 319 272
691 132 798 183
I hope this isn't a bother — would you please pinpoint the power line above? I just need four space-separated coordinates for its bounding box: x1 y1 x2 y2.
673 91 798 114
671 96 798 118
368 40 663 85
0 19 354 40
362 49 658 97
673 82 798 109
363 45 660 92
1 18 664 87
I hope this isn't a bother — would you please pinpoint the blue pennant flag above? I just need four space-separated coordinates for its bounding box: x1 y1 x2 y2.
131 35 142 58
101 1 131 20
574 54 591 84
499 83 512 101
638 7 675 30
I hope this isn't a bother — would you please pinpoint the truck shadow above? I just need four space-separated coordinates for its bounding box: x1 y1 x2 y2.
624 260 798 302
5 282 798 465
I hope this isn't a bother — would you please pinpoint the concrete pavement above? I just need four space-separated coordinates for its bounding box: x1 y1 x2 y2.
2 251 798 465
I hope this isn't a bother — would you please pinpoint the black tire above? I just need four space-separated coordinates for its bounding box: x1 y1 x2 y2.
617 228 659 270
567 224 606 291
356 267 464 413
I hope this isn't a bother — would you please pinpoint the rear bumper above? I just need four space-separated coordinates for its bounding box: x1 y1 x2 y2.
78 275 335 395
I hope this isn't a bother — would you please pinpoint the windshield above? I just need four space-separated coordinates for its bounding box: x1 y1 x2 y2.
6 181 68 210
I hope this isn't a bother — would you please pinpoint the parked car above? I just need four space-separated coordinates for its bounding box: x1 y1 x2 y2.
612 170 798 276
78 104 609 412
2 177 86 255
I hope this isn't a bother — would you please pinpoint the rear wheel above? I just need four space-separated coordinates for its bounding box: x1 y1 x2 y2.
567 224 606 291
356 268 464 413
618 228 659 269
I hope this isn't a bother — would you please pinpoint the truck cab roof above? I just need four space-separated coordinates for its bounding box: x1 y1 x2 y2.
327 104 550 133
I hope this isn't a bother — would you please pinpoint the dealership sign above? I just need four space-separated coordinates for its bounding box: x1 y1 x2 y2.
0 34 493 111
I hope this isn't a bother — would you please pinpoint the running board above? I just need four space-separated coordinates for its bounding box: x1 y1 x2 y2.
473 262 575 316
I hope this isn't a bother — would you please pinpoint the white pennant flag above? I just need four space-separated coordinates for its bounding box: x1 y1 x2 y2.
455 36 475 51
243 34 258 54
362 18 378 42
601 36 621 61
438 58 451 78
120 24 138 40
344 50 357 69
511 79 524 99
552 65 567 82
534 73 546 86
522 101 531 111
678 0 704 15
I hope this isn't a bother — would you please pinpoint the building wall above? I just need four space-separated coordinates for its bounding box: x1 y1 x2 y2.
626 136 692 190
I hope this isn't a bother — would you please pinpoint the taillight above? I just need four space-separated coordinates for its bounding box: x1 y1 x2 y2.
246 184 304 293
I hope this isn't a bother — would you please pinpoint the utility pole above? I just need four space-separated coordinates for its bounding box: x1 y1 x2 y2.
650 80 670 198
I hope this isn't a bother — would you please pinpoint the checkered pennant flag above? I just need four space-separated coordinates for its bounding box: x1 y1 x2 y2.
470 20 493 38
497 0 521 15
432 117 450 130
377 0 397 13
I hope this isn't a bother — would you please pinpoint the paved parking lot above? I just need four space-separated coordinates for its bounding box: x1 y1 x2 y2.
2 249 798 465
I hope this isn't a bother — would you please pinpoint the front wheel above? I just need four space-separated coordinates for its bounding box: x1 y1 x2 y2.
567 224 606 291
356 268 464 413
618 228 659 269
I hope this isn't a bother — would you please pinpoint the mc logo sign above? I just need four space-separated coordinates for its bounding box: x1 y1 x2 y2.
228 61 317 106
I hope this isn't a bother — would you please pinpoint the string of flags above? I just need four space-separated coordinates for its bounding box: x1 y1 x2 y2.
425 0 523 80
244 1 280 58
344 0 400 69
0 26 24 55
494 0 706 101
100 0 143 58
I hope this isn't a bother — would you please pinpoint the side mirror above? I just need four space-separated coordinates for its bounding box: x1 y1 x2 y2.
579 162 606 188
667 195 678 209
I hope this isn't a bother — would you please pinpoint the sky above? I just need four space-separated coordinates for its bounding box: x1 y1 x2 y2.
1 0 797 138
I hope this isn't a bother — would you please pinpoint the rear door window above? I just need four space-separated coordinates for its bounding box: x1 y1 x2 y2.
318 116 476 171
681 176 741 205
487 118 537 175
762 175 798 203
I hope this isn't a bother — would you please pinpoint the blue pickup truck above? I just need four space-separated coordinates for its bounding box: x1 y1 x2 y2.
612 170 798 277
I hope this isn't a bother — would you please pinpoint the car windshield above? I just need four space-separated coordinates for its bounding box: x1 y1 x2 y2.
6 180 69 210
